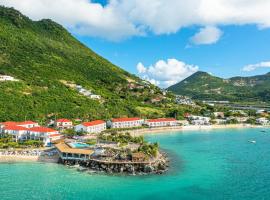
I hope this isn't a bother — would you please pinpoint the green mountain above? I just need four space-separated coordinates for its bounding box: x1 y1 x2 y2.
168 71 270 102
0 6 179 122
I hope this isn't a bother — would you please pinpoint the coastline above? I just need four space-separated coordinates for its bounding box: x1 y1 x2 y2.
0 124 268 164
128 124 268 136
0 154 59 163
0 155 39 162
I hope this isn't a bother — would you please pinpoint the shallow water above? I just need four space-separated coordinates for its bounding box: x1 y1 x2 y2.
1 128 270 200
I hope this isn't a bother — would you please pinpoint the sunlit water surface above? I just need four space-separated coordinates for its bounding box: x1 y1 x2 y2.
1 128 270 200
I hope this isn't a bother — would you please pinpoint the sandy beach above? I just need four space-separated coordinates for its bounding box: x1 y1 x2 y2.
0 149 59 163
129 124 268 136
0 155 39 162
0 154 59 163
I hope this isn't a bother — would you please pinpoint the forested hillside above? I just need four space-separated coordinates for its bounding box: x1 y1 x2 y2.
0 6 195 122
168 71 270 103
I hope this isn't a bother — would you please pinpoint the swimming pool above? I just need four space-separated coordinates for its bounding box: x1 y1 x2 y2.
68 142 90 149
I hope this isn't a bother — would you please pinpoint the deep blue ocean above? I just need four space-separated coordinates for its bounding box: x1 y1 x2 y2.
1 128 270 200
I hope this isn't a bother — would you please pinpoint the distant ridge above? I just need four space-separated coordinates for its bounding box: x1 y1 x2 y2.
167 71 270 102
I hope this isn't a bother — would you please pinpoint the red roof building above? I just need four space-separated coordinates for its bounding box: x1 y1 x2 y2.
55 119 73 130
2 125 29 141
4 125 29 131
56 119 71 123
82 120 106 127
29 126 57 133
75 120 106 133
0 121 39 130
147 118 177 123
146 118 178 127
111 117 144 129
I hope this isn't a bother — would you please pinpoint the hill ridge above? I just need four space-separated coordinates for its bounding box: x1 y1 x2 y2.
0 6 176 122
168 71 270 102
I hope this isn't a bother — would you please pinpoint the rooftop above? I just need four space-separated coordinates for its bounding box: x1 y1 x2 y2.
29 126 57 133
55 142 94 155
1 121 37 126
112 117 141 122
82 120 105 127
56 119 72 123
147 118 177 122
4 125 29 131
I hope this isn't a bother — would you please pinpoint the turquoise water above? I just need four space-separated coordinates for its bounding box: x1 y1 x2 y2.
69 142 90 149
1 128 270 200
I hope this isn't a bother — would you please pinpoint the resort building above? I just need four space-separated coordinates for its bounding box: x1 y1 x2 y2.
0 121 39 134
0 121 39 129
188 116 211 125
256 118 269 125
2 125 29 141
111 118 144 129
16 121 39 128
28 126 61 146
0 121 61 145
145 118 179 127
0 75 18 81
55 119 73 130
75 120 106 133
56 142 94 161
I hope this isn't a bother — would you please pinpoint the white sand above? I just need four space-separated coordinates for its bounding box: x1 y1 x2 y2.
128 124 267 136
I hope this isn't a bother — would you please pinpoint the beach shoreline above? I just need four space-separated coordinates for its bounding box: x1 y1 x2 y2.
128 124 269 136
0 124 268 163
0 154 59 163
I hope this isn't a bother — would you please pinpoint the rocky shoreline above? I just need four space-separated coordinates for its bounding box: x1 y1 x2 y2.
59 153 169 175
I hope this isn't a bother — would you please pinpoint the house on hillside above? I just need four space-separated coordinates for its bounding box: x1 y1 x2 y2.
75 85 101 100
55 119 73 130
89 94 101 99
75 120 106 133
175 95 195 105
0 75 18 82
145 118 178 127
111 118 144 129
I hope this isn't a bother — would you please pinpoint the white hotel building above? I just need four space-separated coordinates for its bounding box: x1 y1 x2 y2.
111 118 144 129
75 120 106 133
0 121 61 145
146 118 178 127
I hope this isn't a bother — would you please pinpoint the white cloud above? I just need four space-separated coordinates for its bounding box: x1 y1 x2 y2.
136 62 147 73
191 26 223 45
242 61 270 72
137 59 199 88
1 0 270 41
0 0 142 41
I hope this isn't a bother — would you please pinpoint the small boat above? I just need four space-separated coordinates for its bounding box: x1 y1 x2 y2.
249 140 256 144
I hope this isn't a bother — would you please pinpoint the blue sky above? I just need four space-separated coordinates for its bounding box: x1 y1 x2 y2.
2 0 270 88
76 24 270 79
